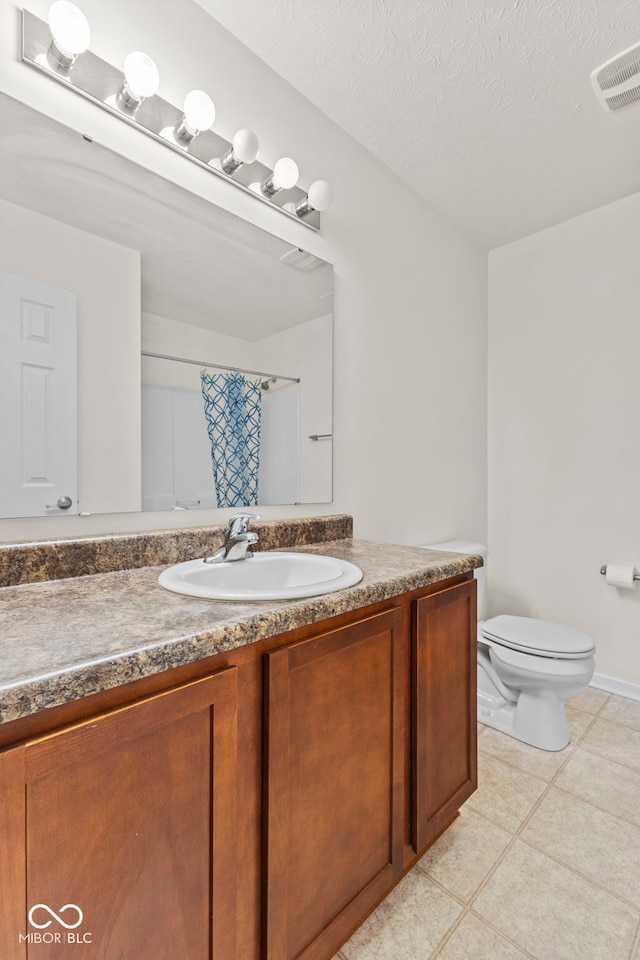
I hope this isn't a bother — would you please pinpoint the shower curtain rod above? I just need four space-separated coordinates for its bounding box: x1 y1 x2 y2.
141 351 300 384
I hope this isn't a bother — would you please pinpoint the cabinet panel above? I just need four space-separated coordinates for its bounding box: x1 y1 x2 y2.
264 609 405 960
0 746 26 959
413 580 477 852
1 669 237 960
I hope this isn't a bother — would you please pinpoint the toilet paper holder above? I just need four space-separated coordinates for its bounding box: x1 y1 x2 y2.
600 564 640 581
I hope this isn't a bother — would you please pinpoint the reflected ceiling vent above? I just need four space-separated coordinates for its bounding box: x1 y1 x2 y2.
591 42 640 111
280 247 326 272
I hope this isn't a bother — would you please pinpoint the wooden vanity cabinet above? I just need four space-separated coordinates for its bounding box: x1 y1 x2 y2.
0 668 238 960
0 573 477 960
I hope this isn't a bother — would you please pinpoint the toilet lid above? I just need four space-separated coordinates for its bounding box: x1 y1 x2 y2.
488 641 595 677
482 615 595 659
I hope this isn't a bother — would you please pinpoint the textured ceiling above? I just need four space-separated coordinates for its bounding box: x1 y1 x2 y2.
194 0 640 248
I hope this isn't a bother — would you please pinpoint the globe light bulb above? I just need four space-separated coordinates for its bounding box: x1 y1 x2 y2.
47 1 90 68
232 128 259 165
291 179 333 220
218 128 260 175
123 51 160 102
183 90 216 133
272 157 299 191
306 180 333 212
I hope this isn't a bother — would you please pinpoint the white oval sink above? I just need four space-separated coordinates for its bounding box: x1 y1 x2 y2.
158 551 363 601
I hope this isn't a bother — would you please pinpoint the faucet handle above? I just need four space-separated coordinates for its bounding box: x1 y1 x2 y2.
226 513 261 537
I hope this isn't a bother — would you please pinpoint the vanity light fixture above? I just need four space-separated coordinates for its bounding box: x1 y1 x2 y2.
259 157 299 198
218 128 260 175
116 51 160 113
47 0 90 71
21 6 330 230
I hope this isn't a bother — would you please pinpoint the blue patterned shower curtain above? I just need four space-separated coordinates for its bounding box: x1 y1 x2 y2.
200 370 262 507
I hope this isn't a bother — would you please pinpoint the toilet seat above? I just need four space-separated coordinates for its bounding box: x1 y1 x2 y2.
482 615 595 660
488 641 595 679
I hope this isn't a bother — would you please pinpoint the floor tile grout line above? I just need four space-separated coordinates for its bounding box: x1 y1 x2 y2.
518 834 640 915
599 714 640 735
465 807 544 910
578 741 640 775
423 829 539 957
477 744 574 789
549 776 640 830
414 805 527 954
412 862 474 909
338 693 640 960
467 905 539 959
467 703 640 954
476 740 566 785
477 704 601 786
426 904 469 960
468 745 572 840
498 709 604 837
460 698 640 954
464 724 597 910
574 695 640 776
629 912 640 960
462 706 608 895
427 902 537 960
461 801 524 835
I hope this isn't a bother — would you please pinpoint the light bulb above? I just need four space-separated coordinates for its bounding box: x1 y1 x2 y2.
259 157 299 198
47 1 90 68
272 157 299 191
232 129 259 165
306 180 333 212
123 51 159 101
219 128 260 175
183 90 215 133
290 179 333 220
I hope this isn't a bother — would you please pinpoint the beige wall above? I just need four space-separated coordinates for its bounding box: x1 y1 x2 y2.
0 198 141 519
489 192 640 687
0 0 487 548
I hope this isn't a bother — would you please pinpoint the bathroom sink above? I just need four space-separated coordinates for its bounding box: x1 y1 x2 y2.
158 551 364 601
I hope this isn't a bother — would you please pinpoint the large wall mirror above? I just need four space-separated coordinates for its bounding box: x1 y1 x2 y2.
0 93 333 521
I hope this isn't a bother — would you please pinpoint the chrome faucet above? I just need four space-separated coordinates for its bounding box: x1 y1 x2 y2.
204 513 260 564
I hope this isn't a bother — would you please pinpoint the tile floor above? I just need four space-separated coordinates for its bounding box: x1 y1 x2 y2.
336 689 640 960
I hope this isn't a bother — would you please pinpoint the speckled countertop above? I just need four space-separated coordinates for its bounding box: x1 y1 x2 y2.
0 538 481 725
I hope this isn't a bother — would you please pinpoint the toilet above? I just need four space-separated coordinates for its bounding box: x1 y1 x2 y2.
422 541 596 751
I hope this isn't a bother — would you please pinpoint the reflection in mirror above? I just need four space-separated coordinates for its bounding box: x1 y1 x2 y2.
0 93 333 520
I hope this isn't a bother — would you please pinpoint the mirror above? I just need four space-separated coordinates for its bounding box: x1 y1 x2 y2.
0 93 333 520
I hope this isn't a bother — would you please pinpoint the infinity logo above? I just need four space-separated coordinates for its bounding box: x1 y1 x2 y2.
28 904 84 930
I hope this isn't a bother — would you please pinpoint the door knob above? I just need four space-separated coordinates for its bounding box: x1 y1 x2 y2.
46 495 73 510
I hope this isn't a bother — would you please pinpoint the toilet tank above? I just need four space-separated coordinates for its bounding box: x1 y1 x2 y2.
421 540 488 620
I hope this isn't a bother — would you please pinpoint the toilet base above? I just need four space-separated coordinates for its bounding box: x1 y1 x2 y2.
477 660 571 752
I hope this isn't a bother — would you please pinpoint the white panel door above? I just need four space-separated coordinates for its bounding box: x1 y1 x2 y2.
0 271 78 518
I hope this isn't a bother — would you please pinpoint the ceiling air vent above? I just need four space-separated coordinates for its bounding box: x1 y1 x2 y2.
591 42 640 111
280 247 326 272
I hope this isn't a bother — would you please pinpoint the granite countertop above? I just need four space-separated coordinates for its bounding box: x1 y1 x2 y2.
0 539 481 725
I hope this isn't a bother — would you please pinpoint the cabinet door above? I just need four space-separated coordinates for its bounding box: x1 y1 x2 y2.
0 669 237 960
264 608 405 960
413 580 477 852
